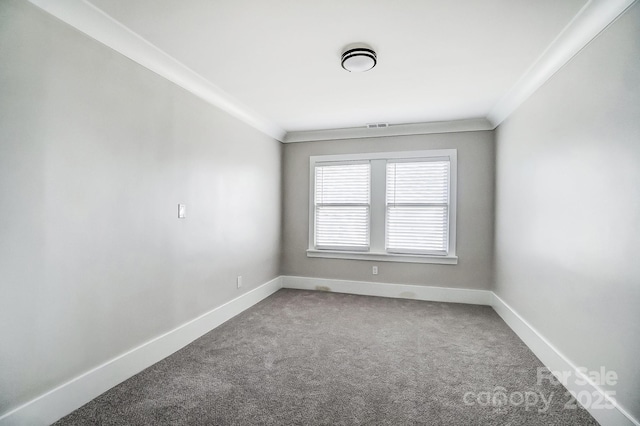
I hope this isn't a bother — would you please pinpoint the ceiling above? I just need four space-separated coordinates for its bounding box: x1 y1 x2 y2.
29 0 635 141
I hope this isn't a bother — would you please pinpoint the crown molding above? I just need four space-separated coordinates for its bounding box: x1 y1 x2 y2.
487 0 638 127
28 0 637 143
283 118 494 143
28 0 287 142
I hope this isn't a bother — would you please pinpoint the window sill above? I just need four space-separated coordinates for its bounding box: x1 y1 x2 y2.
306 249 458 265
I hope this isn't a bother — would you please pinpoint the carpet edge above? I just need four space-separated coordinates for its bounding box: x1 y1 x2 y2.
281 276 493 305
491 293 639 426
0 276 284 426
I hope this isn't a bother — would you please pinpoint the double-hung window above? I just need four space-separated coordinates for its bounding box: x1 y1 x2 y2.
314 162 370 251
386 160 450 255
308 150 457 264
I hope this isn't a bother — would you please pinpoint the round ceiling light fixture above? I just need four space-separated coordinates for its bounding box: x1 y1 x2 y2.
341 45 377 72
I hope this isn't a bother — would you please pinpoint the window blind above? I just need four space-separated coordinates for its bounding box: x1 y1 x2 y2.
386 160 449 254
315 163 370 250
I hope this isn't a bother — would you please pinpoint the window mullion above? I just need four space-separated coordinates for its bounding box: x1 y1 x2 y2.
369 159 386 252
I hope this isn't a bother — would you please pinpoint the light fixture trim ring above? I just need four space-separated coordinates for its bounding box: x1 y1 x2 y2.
341 47 377 72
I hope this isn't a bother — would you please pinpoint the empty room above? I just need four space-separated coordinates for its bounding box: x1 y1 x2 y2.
1 0 638 425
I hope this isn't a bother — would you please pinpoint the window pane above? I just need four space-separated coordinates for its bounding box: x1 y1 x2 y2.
315 163 370 204
387 206 448 252
386 161 449 204
316 206 369 248
315 163 370 249
386 161 450 254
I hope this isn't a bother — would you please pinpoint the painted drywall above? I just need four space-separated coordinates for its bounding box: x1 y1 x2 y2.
0 0 281 416
282 132 495 289
494 2 640 422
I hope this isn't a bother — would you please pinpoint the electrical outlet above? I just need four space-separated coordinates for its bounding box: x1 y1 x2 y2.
372 266 378 275
237 276 243 289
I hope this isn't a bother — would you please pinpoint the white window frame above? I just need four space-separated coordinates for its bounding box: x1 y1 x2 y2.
314 160 371 251
307 149 458 265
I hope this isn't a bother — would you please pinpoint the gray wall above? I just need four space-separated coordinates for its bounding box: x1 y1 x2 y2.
282 132 495 289
0 0 281 415
494 2 640 420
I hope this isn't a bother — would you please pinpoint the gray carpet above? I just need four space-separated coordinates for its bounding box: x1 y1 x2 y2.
55 289 597 425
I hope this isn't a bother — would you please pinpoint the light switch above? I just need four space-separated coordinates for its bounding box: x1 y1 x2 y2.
178 204 186 219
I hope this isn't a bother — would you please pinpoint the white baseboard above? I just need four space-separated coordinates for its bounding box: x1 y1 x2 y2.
282 276 638 425
0 276 283 426
281 276 493 305
492 294 639 426
3 275 635 426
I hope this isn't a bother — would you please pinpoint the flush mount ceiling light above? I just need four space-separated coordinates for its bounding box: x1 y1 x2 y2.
341 46 377 72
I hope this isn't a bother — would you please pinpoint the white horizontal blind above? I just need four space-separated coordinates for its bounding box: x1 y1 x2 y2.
386 160 449 254
315 163 370 250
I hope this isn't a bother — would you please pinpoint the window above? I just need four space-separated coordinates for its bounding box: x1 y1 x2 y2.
308 150 457 264
386 160 449 255
314 162 370 250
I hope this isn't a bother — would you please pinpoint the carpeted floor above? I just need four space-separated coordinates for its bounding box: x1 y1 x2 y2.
55 289 597 425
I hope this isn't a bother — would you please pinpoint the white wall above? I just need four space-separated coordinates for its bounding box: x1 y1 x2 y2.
3 0 638 421
0 0 281 416
282 131 495 289
494 2 640 421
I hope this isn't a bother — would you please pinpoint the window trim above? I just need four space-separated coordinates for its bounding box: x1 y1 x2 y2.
308 149 458 265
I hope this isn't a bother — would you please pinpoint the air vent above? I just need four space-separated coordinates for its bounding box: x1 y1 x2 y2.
367 123 389 129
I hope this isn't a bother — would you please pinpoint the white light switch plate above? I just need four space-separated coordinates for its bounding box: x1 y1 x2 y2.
178 204 186 218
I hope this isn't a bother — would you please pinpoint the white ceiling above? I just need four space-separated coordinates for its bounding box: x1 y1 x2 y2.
29 0 636 140
88 0 585 132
